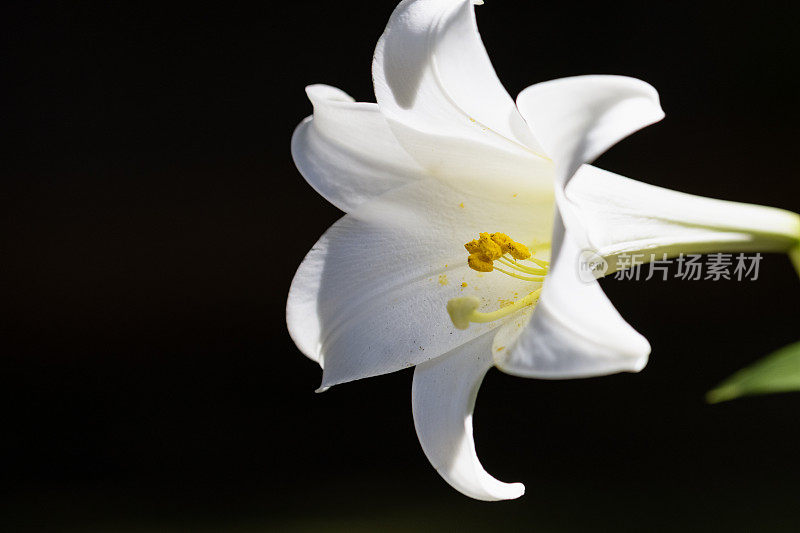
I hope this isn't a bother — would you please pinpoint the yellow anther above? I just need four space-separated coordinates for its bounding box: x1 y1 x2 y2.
464 233 506 273
489 232 512 254
507 242 530 260
490 232 530 260
467 253 494 272
464 231 539 273
453 233 549 329
464 233 502 261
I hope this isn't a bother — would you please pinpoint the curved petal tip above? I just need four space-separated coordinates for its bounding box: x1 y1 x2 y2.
516 75 664 183
413 334 526 501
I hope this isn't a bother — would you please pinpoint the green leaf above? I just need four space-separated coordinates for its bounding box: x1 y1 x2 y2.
706 341 800 404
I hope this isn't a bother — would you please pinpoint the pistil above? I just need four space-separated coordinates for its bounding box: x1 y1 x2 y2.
447 290 542 330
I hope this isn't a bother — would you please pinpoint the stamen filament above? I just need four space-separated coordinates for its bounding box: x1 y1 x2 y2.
526 256 550 268
497 256 548 275
493 266 545 282
451 232 550 330
527 242 551 253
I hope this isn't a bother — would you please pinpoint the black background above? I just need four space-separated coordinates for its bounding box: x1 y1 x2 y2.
3 1 800 531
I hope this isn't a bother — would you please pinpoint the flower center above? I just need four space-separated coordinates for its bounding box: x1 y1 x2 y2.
447 232 549 330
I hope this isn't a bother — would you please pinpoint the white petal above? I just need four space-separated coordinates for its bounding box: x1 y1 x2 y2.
494 219 650 378
291 84 425 213
412 331 524 501
372 0 551 186
567 165 800 261
516 75 664 184
494 76 664 378
286 177 553 387
494 165 800 378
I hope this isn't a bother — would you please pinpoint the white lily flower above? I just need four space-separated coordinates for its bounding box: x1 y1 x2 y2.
287 0 800 501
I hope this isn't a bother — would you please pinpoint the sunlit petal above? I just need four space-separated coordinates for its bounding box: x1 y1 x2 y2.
496 76 664 378
516 75 664 184
372 0 551 186
291 84 425 213
287 177 552 387
568 165 800 264
495 219 650 378
413 331 524 500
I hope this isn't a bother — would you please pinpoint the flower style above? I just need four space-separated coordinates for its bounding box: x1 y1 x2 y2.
287 0 800 500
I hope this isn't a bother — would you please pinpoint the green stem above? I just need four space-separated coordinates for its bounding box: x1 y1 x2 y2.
598 204 800 276
790 245 800 281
